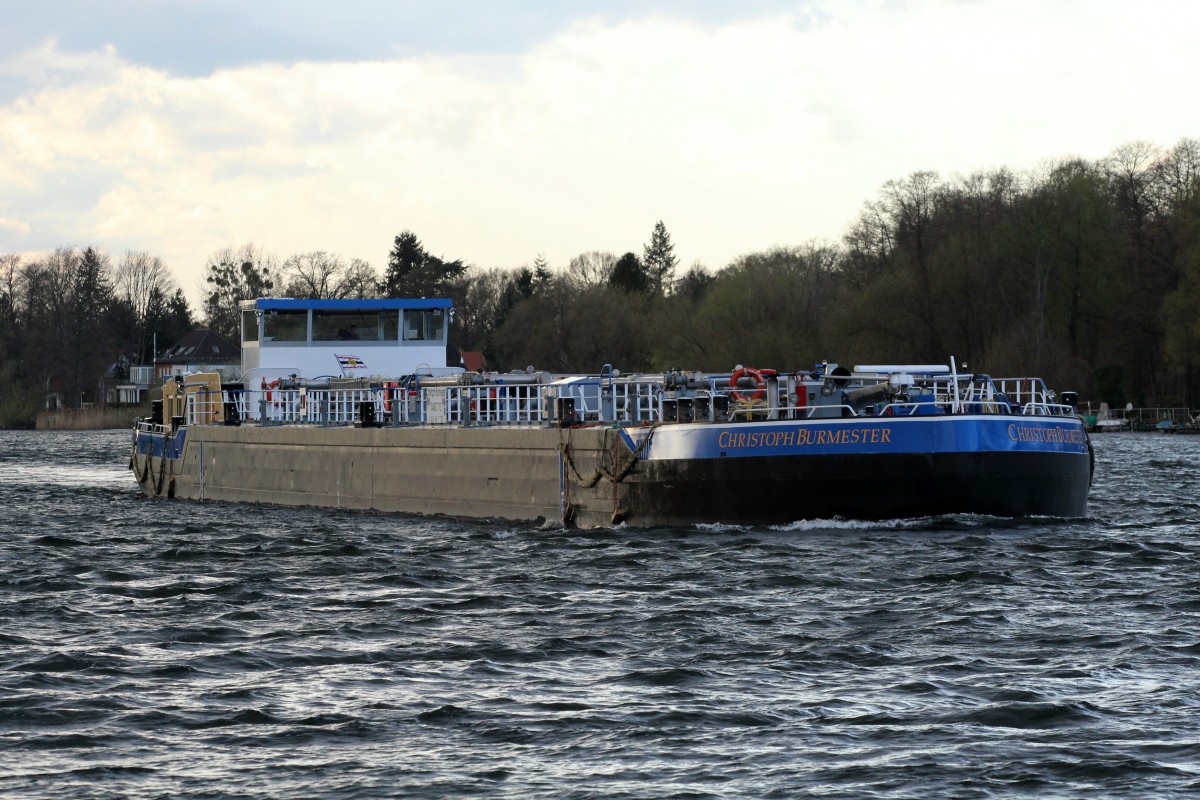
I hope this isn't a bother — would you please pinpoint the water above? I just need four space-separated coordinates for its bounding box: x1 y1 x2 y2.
2 429 1199 798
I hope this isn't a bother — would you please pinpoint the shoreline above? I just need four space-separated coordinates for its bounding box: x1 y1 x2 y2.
35 408 144 431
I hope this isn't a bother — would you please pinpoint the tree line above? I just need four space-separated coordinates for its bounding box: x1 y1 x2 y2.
458 140 1199 411
3 137 1198 427
0 249 193 425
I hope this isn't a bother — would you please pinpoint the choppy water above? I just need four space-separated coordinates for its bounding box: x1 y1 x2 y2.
2 429 1200 798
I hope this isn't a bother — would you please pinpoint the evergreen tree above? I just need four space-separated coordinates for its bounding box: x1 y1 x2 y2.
674 262 714 301
384 231 425 297
146 286 195 358
384 230 465 298
492 267 535 333
71 248 115 405
532 252 553 294
609 252 649 293
643 220 679 295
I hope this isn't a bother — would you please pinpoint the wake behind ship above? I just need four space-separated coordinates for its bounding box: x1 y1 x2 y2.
131 297 1092 528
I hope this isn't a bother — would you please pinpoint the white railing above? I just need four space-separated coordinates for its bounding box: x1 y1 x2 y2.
175 371 1079 429
446 383 546 424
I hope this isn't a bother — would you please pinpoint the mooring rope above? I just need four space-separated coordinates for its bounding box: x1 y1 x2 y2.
152 449 168 496
136 448 153 484
558 423 658 488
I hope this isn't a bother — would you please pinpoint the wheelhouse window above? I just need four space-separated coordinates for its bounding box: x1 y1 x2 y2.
262 310 308 342
241 310 260 343
403 308 445 342
312 310 397 342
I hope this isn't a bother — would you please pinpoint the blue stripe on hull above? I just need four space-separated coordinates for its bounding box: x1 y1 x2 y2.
623 415 1089 460
136 429 186 460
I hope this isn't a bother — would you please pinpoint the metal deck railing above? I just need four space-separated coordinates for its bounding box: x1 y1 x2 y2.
158 368 1078 430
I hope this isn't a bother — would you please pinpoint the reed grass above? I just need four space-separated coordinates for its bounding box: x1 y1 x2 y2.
36 407 145 430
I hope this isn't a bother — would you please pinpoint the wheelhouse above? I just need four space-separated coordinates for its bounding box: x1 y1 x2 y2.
239 297 454 380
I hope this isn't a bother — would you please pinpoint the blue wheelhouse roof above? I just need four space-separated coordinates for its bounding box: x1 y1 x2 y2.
245 298 452 311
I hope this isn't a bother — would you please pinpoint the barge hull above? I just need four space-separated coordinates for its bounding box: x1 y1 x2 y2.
134 424 624 529
133 421 1091 529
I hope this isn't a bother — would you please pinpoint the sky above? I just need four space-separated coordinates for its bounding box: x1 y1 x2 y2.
2 0 1199 308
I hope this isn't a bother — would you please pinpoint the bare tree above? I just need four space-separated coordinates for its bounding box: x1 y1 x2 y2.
451 266 512 355
203 243 278 342
23 247 114 406
567 251 616 287
279 252 380 299
113 251 174 363
0 254 21 313
281 251 344 298
342 258 379 299
0 254 26 416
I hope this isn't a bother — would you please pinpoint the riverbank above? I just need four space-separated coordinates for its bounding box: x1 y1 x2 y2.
36 407 143 430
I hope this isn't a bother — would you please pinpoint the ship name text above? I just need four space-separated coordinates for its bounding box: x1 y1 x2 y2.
717 426 892 450
1007 424 1086 444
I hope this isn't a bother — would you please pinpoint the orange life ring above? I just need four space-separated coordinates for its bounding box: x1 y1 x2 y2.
729 367 766 403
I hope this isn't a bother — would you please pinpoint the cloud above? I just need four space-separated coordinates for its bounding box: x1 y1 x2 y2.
2 0 1199 306
0 0 807 80
0 217 31 235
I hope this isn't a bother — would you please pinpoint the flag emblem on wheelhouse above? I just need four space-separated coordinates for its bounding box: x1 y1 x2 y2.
336 354 367 369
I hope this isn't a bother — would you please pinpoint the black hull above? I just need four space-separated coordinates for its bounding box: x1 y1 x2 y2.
625 451 1091 526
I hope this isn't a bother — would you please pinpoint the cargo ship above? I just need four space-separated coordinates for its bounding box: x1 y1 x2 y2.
130 298 1093 528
